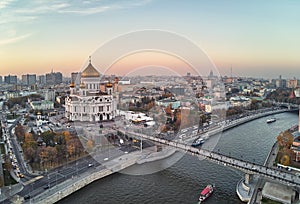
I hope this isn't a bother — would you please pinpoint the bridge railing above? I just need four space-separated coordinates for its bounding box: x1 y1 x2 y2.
121 128 300 187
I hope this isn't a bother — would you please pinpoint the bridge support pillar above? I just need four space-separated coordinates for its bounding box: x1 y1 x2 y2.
244 173 253 185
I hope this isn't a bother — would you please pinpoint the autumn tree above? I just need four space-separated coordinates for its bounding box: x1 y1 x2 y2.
15 124 25 142
165 104 172 116
22 133 37 149
86 139 95 152
56 144 67 162
3 155 13 171
39 146 49 168
24 146 37 163
46 146 58 167
280 154 291 166
174 111 181 131
67 143 75 158
277 131 294 149
63 131 71 143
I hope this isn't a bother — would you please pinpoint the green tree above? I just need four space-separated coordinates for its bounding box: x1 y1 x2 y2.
41 131 55 146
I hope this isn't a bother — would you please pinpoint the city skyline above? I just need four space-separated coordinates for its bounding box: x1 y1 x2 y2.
1 0 300 78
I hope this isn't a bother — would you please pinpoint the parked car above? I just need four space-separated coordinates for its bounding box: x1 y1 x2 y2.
24 195 31 200
43 184 51 189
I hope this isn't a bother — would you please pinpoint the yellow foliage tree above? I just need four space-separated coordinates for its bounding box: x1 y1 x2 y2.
63 131 71 142
277 131 294 149
86 139 94 152
280 154 291 166
23 133 37 149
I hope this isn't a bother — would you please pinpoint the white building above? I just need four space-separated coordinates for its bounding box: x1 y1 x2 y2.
229 96 251 107
65 57 118 122
30 100 54 110
118 110 155 126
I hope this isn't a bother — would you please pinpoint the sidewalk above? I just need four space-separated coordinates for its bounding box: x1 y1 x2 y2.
0 183 23 203
32 148 155 204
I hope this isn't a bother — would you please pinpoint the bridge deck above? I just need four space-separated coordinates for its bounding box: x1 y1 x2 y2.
123 129 300 188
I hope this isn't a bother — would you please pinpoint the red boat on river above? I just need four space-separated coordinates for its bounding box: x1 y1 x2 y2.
199 184 214 202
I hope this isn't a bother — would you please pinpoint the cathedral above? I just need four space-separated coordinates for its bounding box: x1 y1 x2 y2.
65 57 118 122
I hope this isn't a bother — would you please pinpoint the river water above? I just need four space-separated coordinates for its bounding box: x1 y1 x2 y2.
59 112 298 204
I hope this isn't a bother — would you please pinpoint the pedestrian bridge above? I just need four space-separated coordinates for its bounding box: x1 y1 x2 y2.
122 129 300 188
275 102 299 110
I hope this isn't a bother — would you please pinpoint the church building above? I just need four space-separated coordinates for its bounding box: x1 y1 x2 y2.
65 57 118 122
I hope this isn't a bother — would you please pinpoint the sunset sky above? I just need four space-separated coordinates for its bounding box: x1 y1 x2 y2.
1 0 300 78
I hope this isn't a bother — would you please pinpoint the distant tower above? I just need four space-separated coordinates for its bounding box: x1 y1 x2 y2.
69 81 75 95
36 112 42 127
106 82 113 95
80 82 86 96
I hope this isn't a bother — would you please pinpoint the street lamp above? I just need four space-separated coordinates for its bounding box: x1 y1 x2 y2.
140 129 143 153
30 183 33 204
55 171 58 187
48 174 50 189
76 162 78 176
66 154 68 167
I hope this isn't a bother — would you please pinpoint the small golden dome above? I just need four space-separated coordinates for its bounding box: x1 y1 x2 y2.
106 82 113 88
80 82 86 89
69 82 75 88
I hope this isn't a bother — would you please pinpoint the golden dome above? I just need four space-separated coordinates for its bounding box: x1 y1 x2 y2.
81 57 100 78
106 82 113 88
69 82 75 88
80 82 86 89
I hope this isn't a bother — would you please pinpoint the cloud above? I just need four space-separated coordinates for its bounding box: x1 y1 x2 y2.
14 0 152 16
59 5 115 15
0 0 153 41
0 15 37 25
0 0 14 9
0 33 32 45
15 3 71 15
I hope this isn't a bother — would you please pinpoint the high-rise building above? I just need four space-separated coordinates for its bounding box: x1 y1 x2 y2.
46 71 62 85
275 75 286 88
0 76 2 84
4 75 17 84
22 74 36 86
38 75 46 85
